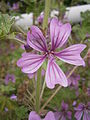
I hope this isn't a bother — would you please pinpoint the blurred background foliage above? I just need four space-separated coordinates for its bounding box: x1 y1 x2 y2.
0 0 90 119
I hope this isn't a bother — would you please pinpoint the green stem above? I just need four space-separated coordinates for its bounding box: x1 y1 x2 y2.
43 0 51 30
36 67 41 113
13 38 26 44
14 24 27 36
26 89 35 103
40 78 46 100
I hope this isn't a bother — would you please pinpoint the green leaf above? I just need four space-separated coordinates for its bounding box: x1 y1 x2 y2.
0 13 14 37
72 10 90 41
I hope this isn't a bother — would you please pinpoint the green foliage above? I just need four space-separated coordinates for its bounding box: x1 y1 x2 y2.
71 0 89 5
22 0 45 17
0 85 16 94
72 10 90 40
0 0 8 13
15 106 28 120
85 0 90 3
44 87 76 109
0 13 14 39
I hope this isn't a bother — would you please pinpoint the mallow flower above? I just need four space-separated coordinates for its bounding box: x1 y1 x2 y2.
28 69 45 81
67 73 80 87
5 74 15 85
10 94 17 100
17 18 86 89
54 101 72 120
74 102 90 120
37 12 44 24
28 111 56 120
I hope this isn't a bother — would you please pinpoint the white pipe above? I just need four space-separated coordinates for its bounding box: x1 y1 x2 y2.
64 4 90 23
15 13 33 30
15 5 90 30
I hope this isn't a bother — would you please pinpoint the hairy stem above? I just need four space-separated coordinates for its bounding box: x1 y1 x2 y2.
43 0 51 30
13 38 26 44
36 67 41 113
14 24 27 36
40 78 46 100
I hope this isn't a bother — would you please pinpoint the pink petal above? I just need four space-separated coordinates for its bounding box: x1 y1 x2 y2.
55 44 86 66
44 111 55 120
50 18 71 50
45 57 68 89
56 23 71 48
75 111 83 120
83 110 90 120
28 111 41 120
27 26 47 52
17 53 46 73
50 18 60 49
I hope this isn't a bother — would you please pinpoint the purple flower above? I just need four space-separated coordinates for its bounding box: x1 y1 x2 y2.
60 101 72 120
55 101 72 120
37 12 44 24
37 12 50 25
28 69 45 81
10 43 15 50
87 87 90 96
17 18 86 89
7 2 19 11
5 74 15 85
75 86 80 97
12 3 19 10
66 72 80 96
72 101 77 107
5 107 8 112
74 102 90 120
10 94 17 100
29 111 56 120
68 73 80 87
28 72 37 81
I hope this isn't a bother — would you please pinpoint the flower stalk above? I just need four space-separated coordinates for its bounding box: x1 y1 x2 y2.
13 38 26 44
40 78 46 100
43 0 51 30
36 67 42 113
36 0 51 112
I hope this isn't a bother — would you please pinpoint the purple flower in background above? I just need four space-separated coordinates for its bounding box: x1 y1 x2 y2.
75 86 80 97
59 101 72 120
5 74 15 85
12 3 19 10
10 94 17 100
37 12 50 25
68 73 80 87
87 87 90 96
29 111 56 120
10 43 15 50
7 2 19 11
88 59 90 66
74 102 90 120
28 72 37 81
5 107 8 112
66 72 80 96
87 49 90 66
86 33 90 38
73 101 77 107
28 69 45 81
37 12 44 24
17 18 86 89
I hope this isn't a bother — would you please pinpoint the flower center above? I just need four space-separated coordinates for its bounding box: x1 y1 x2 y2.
45 50 55 59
